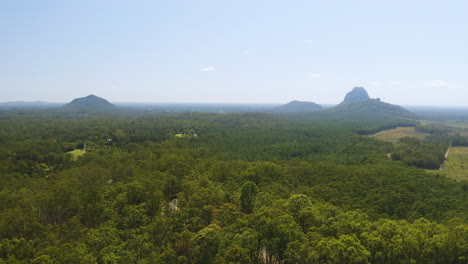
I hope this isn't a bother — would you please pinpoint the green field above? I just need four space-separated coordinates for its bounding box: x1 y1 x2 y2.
369 127 428 143
437 146 468 181
67 149 85 161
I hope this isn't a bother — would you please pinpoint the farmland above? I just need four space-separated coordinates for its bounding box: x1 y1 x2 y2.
437 146 468 181
369 126 428 143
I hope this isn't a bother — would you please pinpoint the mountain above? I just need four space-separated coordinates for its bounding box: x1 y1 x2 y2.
334 87 414 119
342 87 370 103
329 98 416 119
311 88 418 134
272 100 323 114
62 94 116 111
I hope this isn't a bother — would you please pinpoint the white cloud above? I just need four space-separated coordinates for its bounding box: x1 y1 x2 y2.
305 39 314 44
424 80 449 87
309 73 321 78
200 66 216 72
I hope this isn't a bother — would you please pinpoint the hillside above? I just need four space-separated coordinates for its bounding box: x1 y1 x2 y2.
330 98 416 119
278 87 420 134
61 94 116 111
311 98 418 134
272 100 323 114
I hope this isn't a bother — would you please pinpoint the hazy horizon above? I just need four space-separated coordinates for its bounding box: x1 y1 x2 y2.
5 96 468 109
2 1 467 106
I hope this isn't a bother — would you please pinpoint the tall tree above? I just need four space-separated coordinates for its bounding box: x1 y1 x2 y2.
240 181 258 214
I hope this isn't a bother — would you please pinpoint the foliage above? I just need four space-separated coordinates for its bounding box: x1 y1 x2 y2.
0 112 466 263
392 135 449 169
415 124 452 134
240 182 258 214
453 133 468 147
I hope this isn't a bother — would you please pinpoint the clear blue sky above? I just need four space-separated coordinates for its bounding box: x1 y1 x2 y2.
2 0 467 105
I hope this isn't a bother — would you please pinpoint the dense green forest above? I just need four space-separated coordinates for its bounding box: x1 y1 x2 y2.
392 135 450 169
0 112 467 263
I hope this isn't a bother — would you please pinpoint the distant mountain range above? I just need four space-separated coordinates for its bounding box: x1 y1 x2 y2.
0 101 64 109
270 87 417 133
0 88 417 123
273 87 414 118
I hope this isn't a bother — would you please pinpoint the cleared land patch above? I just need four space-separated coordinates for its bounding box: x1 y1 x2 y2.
369 127 428 143
67 149 85 161
435 146 468 181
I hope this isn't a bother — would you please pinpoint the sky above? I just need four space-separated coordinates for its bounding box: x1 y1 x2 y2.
1 0 467 106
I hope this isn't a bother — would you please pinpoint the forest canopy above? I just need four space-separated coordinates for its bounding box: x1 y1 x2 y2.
0 111 466 263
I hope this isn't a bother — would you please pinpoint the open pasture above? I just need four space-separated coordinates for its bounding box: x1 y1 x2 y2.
369 127 428 143
437 146 468 181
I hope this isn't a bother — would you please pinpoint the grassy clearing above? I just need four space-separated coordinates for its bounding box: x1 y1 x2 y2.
67 149 85 161
369 127 428 143
433 146 468 181
175 133 198 138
